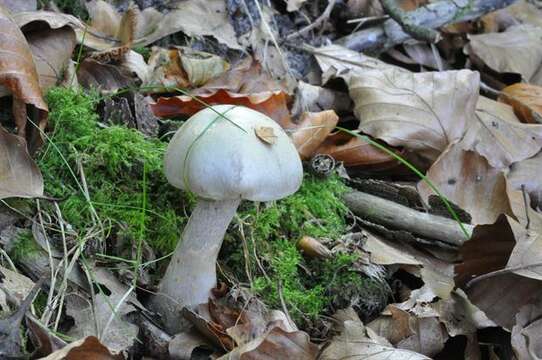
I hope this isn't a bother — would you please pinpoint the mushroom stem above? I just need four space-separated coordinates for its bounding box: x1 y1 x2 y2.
152 198 241 333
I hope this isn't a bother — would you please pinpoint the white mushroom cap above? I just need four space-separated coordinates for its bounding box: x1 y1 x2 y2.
164 105 303 202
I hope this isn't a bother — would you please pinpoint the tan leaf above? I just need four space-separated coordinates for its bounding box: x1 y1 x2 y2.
507 151 542 208
287 111 339 160
454 216 542 330
0 128 43 199
466 24 542 84
313 44 404 83
462 96 542 169
0 6 48 141
286 0 308 11
40 336 123 360
499 83 542 124
511 298 542 360
320 316 430 360
507 215 542 281
418 145 512 225
315 132 401 168
500 0 542 29
255 126 277 145
0 0 35 13
25 26 77 92
86 0 120 39
349 68 479 162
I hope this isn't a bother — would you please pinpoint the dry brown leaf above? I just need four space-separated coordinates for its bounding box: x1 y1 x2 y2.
313 44 405 83
455 216 542 329
320 315 430 360
466 24 542 84
77 58 135 92
0 6 48 142
462 96 542 169
349 68 479 163
151 59 291 125
499 83 542 124
146 47 229 90
254 126 277 145
0 128 43 199
40 336 123 360
315 132 401 168
508 151 542 208
511 297 542 359
290 81 352 118
368 306 448 357
287 111 339 160
418 145 512 225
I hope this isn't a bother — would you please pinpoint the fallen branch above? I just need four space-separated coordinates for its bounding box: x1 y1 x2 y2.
343 190 473 246
379 0 441 43
337 0 518 52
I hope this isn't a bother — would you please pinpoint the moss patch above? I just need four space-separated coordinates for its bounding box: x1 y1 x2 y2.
9 229 41 263
41 88 189 256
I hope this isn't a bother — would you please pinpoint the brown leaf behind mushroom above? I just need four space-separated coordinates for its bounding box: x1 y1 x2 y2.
499 83 542 124
287 111 339 160
0 5 48 145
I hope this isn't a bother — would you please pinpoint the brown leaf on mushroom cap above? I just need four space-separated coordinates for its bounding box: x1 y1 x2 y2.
0 6 48 143
465 24 542 84
348 68 479 163
287 110 339 160
499 83 542 124
315 132 401 168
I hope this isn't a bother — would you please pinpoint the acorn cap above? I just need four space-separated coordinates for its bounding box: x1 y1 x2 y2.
164 105 303 201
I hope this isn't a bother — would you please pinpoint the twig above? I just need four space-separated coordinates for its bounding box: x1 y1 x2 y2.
380 0 441 43
277 280 296 330
285 0 336 40
337 0 519 52
465 262 542 289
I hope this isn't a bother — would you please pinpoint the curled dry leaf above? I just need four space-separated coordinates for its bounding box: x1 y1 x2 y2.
454 215 542 329
511 297 542 360
320 311 430 360
349 68 479 163
465 24 542 84
368 305 448 357
146 47 229 90
315 132 401 168
0 129 43 199
287 110 339 160
151 59 291 125
499 83 542 124
40 336 123 360
462 97 542 170
0 6 48 142
507 151 542 209
418 145 511 225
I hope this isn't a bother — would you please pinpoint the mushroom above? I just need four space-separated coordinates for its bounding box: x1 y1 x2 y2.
152 104 303 332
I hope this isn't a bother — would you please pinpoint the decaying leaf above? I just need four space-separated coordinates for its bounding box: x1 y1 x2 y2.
168 330 213 360
65 268 139 353
349 68 479 163
84 0 240 50
499 83 542 124
508 151 542 208
146 46 229 90
40 336 123 360
368 305 448 357
286 0 308 12
0 129 43 199
462 96 542 169
465 24 542 84
0 266 34 311
287 110 339 159
507 214 542 281
12 22 77 94
151 59 291 125
0 5 48 142
315 132 401 168
320 309 430 360
418 145 511 225
255 126 277 145
511 297 542 360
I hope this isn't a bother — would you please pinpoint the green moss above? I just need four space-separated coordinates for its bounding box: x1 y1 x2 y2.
41 87 189 256
9 230 41 262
